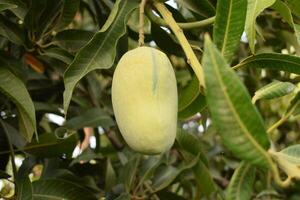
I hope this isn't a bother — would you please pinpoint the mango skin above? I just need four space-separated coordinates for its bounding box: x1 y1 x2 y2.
112 47 178 154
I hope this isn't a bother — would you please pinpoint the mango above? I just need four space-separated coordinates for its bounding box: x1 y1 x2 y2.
111 47 178 154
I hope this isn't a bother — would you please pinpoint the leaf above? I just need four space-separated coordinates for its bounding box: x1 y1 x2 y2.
114 193 131 200
105 158 117 191
176 130 208 166
0 67 36 142
25 133 77 158
41 47 74 64
0 3 17 12
176 130 216 196
63 108 114 130
271 1 300 46
178 94 206 119
55 0 80 30
202 35 270 168
151 22 183 57
31 178 97 200
178 76 200 111
0 170 10 179
285 0 300 18
176 0 215 18
152 165 180 192
24 0 63 40
245 0 276 53
252 81 295 103
2 0 28 19
236 53 300 74
280 144 300 165
63 0 139 114
119 154 140 193
152 157 198 192
16 176 33 200
138 156 162 185
226 162 256 200
213 0 247 62
53 29 94 52
0 14 25 45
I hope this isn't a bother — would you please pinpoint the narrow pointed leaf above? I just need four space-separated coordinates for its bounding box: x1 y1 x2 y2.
279 145 300 165
213 0 247 61
285 0 300 18
0 14 25 45
0 67 36 141
42 47 74 65
63 0 139 114
236 53 300 74
202 35 270 168
32 178 97 200
55 0 80 30
252 81 295 103
63 108 114 130
271 1 300 46
178 76 200 111
226 162 256 200
0 3 17 12
176 0 215 18
245 0 276 53
53 29 94 52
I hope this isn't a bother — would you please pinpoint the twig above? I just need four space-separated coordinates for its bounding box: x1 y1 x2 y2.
138 0 147 46
267 103 298 134
153 2 205 87
146 6 215 29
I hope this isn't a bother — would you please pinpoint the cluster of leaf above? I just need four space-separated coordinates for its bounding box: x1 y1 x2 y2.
0 0 299 199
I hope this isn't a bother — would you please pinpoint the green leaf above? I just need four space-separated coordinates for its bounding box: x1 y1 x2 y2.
63 108 114 130
119 154 140 193
63 0 139 114
0 67 36 142
55 0 80 30
24 0 63 40
152 156 198 192
16 176 33 200
152 165 179 192
151 22 184 57
105 158 117 191
115 193 131 200
0 3 17 12
245 0 276 53
178 76 200 111
252 81 295 103
1 0 28 19
202 35 270 168
236 53 300 74
226 162 256 200
285 0 300 18
176 0 215 18
25 133 77 158
213 0 247 62
176 130 208 166
53 29 94 52
31 178 97 200
176 131 216 196
178 94 206 119
41 47 74 64
271 1 300 46
0 14 25 45
280 144 300 165
138 156 162 185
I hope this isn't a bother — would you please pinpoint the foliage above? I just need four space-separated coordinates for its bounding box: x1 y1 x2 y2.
0 0 299 199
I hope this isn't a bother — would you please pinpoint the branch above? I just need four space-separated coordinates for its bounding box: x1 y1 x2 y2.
138 0 147 46
153 1 205 87
146 6 215 30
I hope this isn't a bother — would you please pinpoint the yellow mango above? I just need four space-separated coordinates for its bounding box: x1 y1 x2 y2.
111 47 178 154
